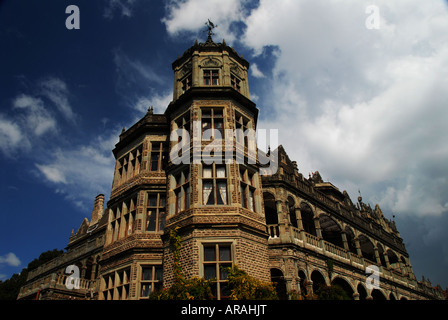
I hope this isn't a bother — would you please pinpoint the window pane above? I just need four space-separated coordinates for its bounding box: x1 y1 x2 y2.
203 167 212 178
148 195 157 207
158 211 166 231
141 284 151 297
220 264 232 280
216 182 227 205
204 265 216 280
146 210 156 231
220 283 231 299
219 246 231 261
142 268 152 281
155 267 163 281
204 246 216 261
216 167 225 178
203 181 214 205
159 195 166 207
150 153 159 171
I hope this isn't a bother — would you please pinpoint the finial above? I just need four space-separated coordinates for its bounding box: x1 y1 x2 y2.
121 127 126 134
204 19 217 42
147 106 154 114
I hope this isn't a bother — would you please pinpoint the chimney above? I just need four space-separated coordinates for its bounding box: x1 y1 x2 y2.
90 194 104 225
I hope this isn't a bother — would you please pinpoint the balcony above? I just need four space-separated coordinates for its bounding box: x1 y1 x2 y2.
266 223 414 286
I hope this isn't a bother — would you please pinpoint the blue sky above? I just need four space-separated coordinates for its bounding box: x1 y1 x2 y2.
1 0 448 289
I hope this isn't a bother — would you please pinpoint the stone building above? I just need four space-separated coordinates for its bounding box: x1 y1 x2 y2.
17 33 446 301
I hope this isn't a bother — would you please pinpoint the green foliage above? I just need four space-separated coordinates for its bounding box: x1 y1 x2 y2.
150 227 278 300
315 284 351 300
226 265 278 300
149 227 214 300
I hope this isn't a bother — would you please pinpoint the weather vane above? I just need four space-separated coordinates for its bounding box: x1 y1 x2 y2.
205 19 217 38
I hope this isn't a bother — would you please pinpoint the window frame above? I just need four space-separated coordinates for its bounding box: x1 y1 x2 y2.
139 265 163 299
146 192 166 232
201 108 224 140
201 242 234 300
202 163 228 206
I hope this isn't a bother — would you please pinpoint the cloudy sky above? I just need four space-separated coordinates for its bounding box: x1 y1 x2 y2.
1 0 447 289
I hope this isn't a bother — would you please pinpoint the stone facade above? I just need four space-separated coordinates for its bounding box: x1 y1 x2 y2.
17 36 446 301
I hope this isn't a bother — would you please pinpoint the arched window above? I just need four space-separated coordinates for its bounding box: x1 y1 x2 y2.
287 196 298 228
358 235 376 263
319 215 343 248
270 269 287 300
344 226 357 254
300 202 316 236
263 193 278 225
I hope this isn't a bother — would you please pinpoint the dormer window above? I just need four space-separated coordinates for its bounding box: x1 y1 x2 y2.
204 69 219 85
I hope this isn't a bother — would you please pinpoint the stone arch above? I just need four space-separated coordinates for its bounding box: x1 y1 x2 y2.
287 196 298 228
356 282 368 300
358 235 376 263
331 276 355 300
344 226 357 254
386 249 400 271
310 269 327 294
299 202 316 236
270 268 287 300
319 214 344 248
371 288 387 300
377 243 388 268
298 269 308 295
263 192 278 225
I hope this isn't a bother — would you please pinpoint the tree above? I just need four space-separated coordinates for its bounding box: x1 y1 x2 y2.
0 249 63 300
149 227 278 300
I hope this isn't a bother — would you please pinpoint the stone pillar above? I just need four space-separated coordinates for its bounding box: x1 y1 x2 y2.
295 207 305 242
90 194 104 225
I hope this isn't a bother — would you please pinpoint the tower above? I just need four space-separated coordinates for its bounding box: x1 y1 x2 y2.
162 32 270 298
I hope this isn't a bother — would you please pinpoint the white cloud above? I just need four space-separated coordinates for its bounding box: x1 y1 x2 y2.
0 252 21 267
0 115 26 155
251 63 265 78
34 132 118 210
132 92 172 114
35 164 67 184
40 77 77 123
161 0 448 219
103 0 138 19
162 0 245 42
13 94 57 136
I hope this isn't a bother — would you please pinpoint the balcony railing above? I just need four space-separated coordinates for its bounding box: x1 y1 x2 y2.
267 223 411 284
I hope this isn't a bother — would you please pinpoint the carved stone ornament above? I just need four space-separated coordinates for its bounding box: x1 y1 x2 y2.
201 56 221 67
180 61 192 76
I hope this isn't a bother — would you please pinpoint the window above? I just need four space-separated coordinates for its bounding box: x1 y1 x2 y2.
203 164 227 205
181 74 192 93
140 265 163 299
239 166 256 212
109 196 137 244
203 69 219 85
235 112 251 147
175 112 191 147
102 267 130 300
146 193 166 232
231 74 241 92
203 244 233 300
115 145 143 187
202 108 224 139
173 168 191 214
